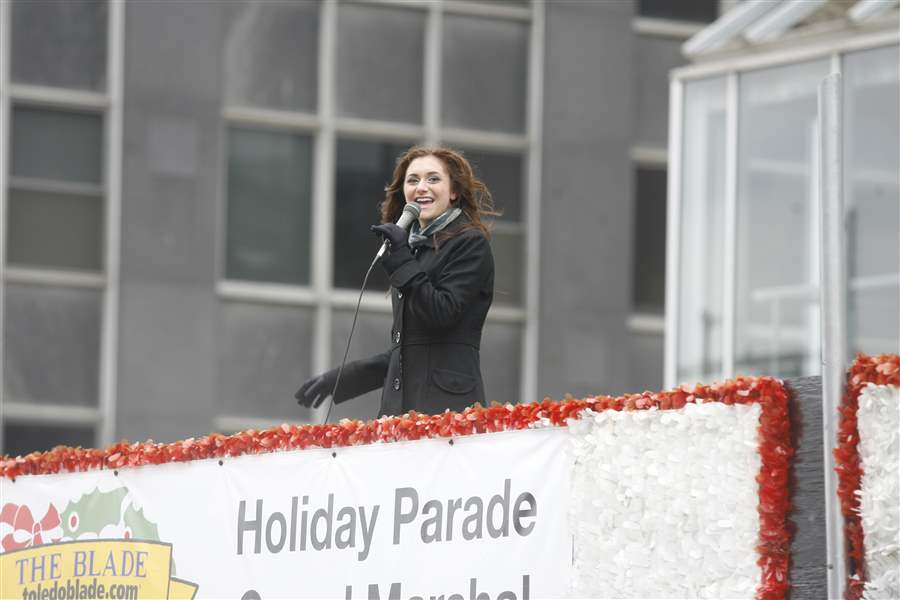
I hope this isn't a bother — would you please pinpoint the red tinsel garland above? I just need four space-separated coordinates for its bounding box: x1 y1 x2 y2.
1 376 793 600
834 353 900 600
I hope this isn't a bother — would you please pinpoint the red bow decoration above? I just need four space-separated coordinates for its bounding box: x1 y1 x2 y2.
0 503 62 551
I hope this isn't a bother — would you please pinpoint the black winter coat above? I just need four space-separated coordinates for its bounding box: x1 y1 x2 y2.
335 216 494 417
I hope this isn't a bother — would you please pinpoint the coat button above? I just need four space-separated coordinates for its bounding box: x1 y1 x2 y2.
393 331 401 343
392 378 401 391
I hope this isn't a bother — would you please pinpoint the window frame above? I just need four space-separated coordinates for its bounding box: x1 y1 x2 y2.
0 0 124 453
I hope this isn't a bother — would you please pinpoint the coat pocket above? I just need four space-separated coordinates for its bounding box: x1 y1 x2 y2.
431 368 477 395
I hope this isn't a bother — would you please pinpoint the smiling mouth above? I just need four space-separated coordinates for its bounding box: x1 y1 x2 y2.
415 198 434 206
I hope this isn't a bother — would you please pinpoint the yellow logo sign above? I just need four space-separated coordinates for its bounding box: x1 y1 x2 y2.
1 540 197 600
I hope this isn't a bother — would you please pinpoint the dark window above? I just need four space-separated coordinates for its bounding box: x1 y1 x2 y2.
462 148 523 223
9 106 105 271
11 106 103 184
638 0 718 23
8 188 103 271
225 127 313 285
333 138 413 291
459 148 525 306
2 423 96 457
632 166 667 313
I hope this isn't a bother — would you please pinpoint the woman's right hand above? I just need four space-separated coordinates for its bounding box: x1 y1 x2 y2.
295 369 339 408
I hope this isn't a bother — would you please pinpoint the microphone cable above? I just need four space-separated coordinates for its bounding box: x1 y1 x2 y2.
320 203 419 424
321 253 381 425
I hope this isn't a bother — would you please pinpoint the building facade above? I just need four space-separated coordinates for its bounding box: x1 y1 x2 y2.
0 0 715 455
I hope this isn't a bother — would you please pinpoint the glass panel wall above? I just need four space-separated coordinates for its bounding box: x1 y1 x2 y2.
844 45 900 356
673 43 900 386
735 60 828 378
677 76 727 384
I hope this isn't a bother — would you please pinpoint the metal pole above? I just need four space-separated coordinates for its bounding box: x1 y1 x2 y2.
818 72 847 600
722 72 739 380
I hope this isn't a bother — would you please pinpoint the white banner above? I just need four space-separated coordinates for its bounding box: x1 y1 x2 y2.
1 428 571 600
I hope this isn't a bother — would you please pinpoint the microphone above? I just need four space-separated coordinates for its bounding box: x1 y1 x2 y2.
375 203 421 259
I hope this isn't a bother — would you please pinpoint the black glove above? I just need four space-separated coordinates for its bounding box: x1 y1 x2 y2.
295 368 339 409
370 223 409 253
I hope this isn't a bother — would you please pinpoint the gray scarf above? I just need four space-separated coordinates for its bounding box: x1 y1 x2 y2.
408 207 462 248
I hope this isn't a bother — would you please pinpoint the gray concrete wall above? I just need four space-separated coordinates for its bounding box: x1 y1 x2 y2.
539 0 635 399
117 1 224 442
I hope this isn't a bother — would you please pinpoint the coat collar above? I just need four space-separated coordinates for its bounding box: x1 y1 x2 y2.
412 211 472 249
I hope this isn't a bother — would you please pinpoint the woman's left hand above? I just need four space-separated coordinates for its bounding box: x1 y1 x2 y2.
370 223 410 252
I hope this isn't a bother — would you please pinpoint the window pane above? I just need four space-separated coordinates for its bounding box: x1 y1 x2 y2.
455 148 525 307
225 127 313 285
677 76 727 384
442 15 528 133
11 106 103 184
735 60 829 378
844 45 900 355
328 310 394 422
491 229 523 306
2 423 96 457
633 166 667 313
11 0 107 91
481 321 522 404
333 138 413 290
216 302 315 420
336 4 425 123
638 0 717 23
224 0 319 112
4 283 101 407
7 188 103 271
460 148 523 222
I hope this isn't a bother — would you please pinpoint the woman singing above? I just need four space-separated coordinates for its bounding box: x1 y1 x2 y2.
295 146 495 417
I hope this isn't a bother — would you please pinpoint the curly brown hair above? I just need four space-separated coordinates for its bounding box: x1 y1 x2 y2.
381 146 497 238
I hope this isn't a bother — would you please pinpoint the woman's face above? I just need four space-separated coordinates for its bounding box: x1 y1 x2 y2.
403 155 457 227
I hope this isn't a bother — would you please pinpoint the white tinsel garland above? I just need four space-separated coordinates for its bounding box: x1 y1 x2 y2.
857 383 900 600
567 401 762 599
